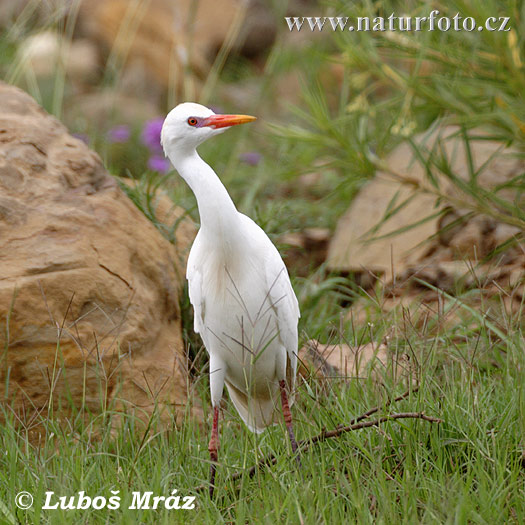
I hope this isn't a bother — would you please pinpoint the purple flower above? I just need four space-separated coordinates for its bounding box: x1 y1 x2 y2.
107 125 130 143
147 155 171 173
141 117 165 153
239 151 262 166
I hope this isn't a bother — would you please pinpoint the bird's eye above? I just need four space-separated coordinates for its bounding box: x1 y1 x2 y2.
187 117 198 126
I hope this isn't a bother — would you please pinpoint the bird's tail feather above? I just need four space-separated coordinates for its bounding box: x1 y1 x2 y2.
225 380 294 434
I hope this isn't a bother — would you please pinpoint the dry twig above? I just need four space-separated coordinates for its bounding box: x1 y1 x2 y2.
194 386 442 493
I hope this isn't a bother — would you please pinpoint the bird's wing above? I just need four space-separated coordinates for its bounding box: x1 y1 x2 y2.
241 215 300 379
264 250 300 380
186 234 205 335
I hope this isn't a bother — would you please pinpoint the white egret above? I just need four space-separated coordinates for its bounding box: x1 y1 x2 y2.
161 103 300 498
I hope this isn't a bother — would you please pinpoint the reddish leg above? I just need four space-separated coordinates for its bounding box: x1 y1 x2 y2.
279 379 300 465
208 405 220 498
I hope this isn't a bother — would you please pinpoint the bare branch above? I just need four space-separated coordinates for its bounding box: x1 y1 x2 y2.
194 386 441 493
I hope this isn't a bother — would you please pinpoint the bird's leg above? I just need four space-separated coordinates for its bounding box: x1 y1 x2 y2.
208 405 220 498
208 361 225 499
279 379 300 465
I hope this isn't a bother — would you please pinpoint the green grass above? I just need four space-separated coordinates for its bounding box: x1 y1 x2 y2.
1 307 524 524
1 0 525 523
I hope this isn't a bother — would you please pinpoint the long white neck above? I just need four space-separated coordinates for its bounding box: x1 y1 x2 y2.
171 150 241 245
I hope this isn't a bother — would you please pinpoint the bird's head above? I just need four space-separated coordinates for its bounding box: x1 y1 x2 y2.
161 102 256 161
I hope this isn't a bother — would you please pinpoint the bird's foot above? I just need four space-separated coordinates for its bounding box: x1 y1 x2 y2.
208 406 220 499
287 424 301 466
209 462 217 499
286 422 302 468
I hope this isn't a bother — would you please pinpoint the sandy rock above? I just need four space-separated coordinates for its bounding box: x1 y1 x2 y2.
120 179 197 276
279 227 330 276
77 0 276 98
330 123 525 332
327 126 525 281
447 216 494 258
327 169 437 280
349 246 525 335
17 31 99 83
0 0 24 26
0 1 69 30
0 82 197 430
298 339 413 385
491 222 523 250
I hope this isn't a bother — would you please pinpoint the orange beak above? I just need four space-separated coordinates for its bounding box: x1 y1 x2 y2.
202 114 257 129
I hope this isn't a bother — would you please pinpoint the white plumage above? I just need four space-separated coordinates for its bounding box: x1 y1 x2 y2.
188 212 299 431
161 103 300 496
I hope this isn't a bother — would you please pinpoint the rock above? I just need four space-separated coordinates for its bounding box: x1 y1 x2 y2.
329 125 525 331
327 126 525 281
77 0 277 98
17 31 99 83
0 0 25 27
447 216 492 258
233 0 277 58
279 227 330 276
0 82 198 432
298 339 413 385
77 0 201 99
120 178 197 273
489 222 522 251
349 246 525 335
0 1 66 30
327 167 437 281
